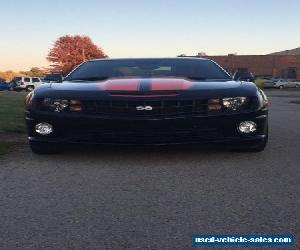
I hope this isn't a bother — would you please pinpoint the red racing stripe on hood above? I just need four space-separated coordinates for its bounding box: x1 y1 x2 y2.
97 79 140 91
150 78 193 91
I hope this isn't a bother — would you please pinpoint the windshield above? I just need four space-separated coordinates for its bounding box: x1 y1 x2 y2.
65 59 231 81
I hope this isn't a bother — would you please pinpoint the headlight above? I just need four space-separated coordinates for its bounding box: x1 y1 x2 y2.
42 98 69 112
24 92 34 110
208 99 222 111
258 89 268 108
41 98 82 112
69 100 82 112
222 97 248 111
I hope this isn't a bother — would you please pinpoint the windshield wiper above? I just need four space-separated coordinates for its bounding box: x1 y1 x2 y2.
67 76 109 82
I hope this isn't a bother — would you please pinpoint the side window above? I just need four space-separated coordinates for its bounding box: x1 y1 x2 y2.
14 77 22 82
24 78 31 83
32 78 40 83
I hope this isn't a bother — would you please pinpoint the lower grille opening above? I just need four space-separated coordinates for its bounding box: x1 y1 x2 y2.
67 128 222 144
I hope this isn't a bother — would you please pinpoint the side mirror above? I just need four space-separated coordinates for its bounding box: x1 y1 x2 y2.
54 75 63 83
43 75 63 83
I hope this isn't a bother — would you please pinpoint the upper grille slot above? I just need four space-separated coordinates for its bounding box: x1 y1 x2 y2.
83 99 209 117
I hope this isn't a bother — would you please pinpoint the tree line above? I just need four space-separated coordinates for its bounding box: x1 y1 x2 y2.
0 67 47 81
1 35 107 81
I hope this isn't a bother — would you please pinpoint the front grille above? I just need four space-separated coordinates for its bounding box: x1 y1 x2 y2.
82 99 209 117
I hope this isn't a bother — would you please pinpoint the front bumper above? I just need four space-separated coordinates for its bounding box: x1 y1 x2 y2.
26 110 268 146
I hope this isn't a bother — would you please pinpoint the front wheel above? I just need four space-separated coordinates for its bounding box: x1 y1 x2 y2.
279 85 284 89
295 84 299 88
29 141 64 154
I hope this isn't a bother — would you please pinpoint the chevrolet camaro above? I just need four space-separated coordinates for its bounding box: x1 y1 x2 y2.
25 58 268 154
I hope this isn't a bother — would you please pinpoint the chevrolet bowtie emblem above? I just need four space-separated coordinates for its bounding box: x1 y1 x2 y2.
136 106 153 111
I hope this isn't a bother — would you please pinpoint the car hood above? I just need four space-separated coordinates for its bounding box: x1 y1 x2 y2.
35 77 258 99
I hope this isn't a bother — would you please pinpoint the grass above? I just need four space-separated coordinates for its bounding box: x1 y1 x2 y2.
0 91 27 133
0 91 27 157
0 141 15 158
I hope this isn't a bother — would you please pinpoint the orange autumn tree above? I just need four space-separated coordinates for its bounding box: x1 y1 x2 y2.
47 35 107 75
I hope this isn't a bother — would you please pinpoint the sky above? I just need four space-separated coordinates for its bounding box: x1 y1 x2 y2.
1 0 300 71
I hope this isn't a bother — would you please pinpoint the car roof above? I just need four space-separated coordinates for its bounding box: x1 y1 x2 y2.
88 57 210 62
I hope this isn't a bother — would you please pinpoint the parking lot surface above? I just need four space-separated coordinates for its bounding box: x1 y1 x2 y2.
0 90 299 249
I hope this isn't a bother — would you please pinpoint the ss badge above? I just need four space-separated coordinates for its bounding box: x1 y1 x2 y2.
136 106 153 111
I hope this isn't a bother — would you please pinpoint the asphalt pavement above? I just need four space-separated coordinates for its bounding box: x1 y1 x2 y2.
0 89 299 249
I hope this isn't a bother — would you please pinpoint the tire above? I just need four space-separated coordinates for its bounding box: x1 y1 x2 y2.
9 86 14 91
29 141 63 154
295 84 299 88
279 85 284 89
26 86 34 92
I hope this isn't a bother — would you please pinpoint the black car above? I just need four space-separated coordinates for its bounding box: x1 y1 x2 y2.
8 77 20 91
0 78 9 91
25 58 268 154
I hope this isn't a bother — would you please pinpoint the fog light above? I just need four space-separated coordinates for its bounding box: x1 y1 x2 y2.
35 122 53 135
238 121 257 133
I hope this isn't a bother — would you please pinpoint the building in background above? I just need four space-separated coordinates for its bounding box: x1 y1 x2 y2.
179 48 300 79
204 55 300 79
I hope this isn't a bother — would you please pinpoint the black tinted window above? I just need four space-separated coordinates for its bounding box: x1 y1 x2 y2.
32 78 40 82
66 59 231 81
14 77 22 81
24 78 30 82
